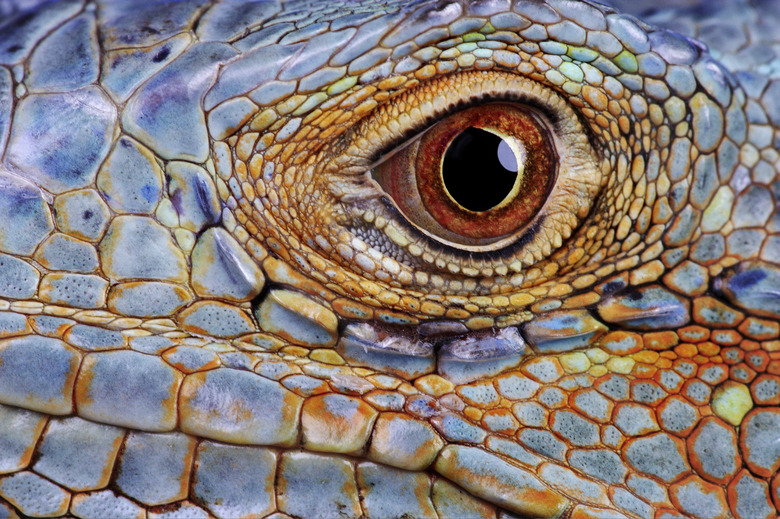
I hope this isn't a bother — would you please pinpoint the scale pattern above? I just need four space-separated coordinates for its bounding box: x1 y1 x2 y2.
0 0 779 518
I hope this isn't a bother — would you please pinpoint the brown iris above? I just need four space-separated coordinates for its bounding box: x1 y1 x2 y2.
372 103 557 243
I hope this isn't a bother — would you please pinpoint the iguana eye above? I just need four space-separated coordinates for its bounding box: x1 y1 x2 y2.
326 70 603 265
371 102 557 246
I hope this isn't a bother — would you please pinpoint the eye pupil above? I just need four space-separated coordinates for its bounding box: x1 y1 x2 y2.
441 127 519 212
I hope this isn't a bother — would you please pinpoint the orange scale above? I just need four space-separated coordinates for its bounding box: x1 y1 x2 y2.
654 369 685 393
729 363 758 384
746 350 770 373
678 325 710 343
738 317 780 341
642 331 680 351
632 364 658 379
710 329 742 346
697 342 720 357
674 343 698 358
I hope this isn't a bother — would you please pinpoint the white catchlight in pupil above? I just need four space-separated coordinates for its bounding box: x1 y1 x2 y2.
497 139 518 172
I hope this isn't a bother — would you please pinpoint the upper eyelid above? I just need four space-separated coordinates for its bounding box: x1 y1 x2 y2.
364 93 564 168
366 131 426 171
330 74 574 173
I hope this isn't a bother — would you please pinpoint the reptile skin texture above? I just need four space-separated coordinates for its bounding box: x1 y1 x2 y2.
0 0 779 517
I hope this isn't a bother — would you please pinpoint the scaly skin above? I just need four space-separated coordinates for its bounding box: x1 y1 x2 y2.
0 1 778 518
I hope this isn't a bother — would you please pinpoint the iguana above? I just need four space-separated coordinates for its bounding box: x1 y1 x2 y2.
0 0 778 517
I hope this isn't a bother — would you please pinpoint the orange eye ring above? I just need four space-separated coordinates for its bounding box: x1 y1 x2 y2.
413 103 557 239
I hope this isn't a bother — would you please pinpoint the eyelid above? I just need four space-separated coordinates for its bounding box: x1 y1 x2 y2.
366 128 427 172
